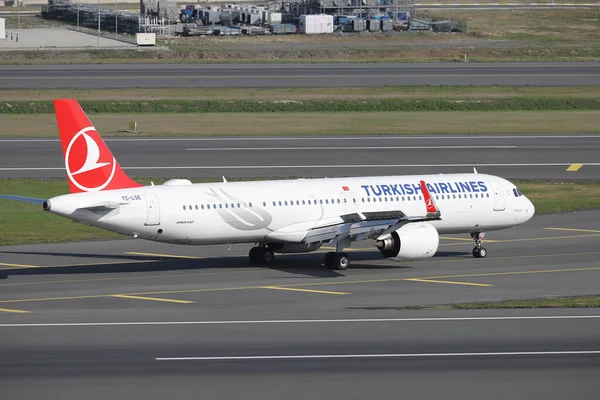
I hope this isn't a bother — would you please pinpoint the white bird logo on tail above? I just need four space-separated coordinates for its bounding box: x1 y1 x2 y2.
72 132 110 175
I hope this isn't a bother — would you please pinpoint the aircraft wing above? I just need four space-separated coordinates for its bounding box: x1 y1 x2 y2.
268 180 441 245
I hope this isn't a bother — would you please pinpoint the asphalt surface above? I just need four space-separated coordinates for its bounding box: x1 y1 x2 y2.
2 134 600 180
0 62 598 88
2 210 600 398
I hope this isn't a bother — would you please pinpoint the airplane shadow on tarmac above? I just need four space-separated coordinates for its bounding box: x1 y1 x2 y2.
0 250 470 280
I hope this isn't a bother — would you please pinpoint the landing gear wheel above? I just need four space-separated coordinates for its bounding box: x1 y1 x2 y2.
262 249 275 265
472 247 488 258
477 247 487 258
333 252 349 270
471 232 487 259
249 246 275 265
324 252 335 269
249 246 261 264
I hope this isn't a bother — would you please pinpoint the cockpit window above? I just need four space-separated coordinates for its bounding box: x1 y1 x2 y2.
513 188 518 197
513 188 524 197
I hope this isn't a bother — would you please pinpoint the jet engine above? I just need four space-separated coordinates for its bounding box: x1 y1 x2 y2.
375 223 439 260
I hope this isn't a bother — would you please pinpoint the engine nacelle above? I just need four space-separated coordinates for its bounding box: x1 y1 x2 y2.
375 223 439 260
268 242 322 254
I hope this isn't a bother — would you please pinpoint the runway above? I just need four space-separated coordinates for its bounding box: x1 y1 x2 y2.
2 315 600 399
2 134 600 180
0 62 598 88
1 210 600 398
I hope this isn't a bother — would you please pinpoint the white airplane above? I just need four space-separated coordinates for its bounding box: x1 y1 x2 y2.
2 99 535 270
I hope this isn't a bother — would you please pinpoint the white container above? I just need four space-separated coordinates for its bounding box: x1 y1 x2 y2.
299 14 333 34
0 18 5 40
265 12 282 25
136 33 156 46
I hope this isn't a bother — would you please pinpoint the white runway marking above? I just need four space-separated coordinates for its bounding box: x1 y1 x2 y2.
185 146 517 151
2 163 600 172
156 350 600 361
2 315 600 328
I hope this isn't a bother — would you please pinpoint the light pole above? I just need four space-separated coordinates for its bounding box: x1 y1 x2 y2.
77 3 79 30
115 0 118 37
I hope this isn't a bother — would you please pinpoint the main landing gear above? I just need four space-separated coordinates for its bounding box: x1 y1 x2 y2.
249 244 275 265
323 252 350 270
471 232 487 258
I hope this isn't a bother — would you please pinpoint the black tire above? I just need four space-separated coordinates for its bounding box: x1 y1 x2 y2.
334 253 350 270
478 247 487 258
472 247 480 258
324 252 335 269
249 247 261 264
262 249 275 264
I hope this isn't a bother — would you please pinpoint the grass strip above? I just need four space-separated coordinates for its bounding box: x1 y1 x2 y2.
3 86 600 101
360 295 600 310
1 179 599 246
2 111 598 137
2 98 600 114
3 47 600 65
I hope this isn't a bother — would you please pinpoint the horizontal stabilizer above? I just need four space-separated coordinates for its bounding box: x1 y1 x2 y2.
76 201 124 212
0 195 46 205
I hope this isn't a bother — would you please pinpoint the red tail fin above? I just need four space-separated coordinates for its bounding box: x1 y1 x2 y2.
54 99 142 193
420 180 440 217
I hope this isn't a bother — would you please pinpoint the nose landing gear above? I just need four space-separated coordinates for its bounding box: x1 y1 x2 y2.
471 232 487 258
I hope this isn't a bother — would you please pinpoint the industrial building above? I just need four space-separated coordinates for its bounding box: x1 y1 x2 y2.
40 0 465 37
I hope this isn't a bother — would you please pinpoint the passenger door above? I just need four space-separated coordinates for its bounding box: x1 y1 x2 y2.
145 193 161 226
489 181 506 211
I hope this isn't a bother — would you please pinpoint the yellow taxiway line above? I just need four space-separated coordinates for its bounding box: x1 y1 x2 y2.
0 262 42 269
566 164 583 172
0 307 31 314
440 234 600 245
110 294 195 304
416 266 600 281
1 251 600 305
261 286 349 295
0 259 158 272
0 268 264 287
404 278 492 287
544 227 600 234
124 252 201 259
439 236 499 243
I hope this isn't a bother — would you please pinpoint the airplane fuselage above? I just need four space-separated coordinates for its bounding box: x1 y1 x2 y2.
46 173 535 247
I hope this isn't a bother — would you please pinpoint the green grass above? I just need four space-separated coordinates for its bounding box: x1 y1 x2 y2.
371 295 600 310
515 181 600 214
2 45 600 65
2 98 600 114
4 86 600 101
2 111 599 137
1 179 600 246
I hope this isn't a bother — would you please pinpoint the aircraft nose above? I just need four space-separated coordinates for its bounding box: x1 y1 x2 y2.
525 197 535 220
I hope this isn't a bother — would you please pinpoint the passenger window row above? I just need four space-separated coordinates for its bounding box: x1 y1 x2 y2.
182 192 490 211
